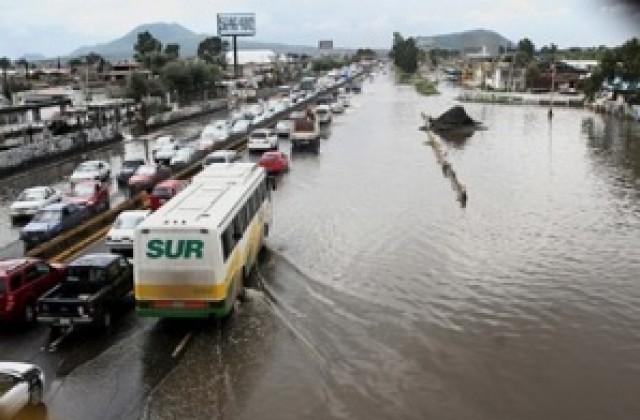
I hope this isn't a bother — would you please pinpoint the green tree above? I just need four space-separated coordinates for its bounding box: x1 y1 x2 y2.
517 38 535 59
86 52 104 65
391 32 418 74
164 43 180 61
126 72 164 102
134 31 162 67
197 36 227 66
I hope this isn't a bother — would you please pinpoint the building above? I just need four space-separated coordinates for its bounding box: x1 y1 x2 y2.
103 61 151 84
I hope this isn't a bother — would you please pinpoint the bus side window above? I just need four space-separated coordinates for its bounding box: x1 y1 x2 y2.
233 209 246 239
222 228 233 261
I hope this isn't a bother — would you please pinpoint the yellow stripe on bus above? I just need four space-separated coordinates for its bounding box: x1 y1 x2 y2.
135 282 230 300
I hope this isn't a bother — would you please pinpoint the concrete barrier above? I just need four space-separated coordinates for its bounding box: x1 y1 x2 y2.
26 192 148 260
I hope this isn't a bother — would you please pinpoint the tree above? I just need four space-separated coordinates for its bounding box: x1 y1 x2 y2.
86 52 104 66
517 38 535 59
197 36 226 66
355 48 377 61
391 32 419 74
134 31 162 65
164 43 180 61
126 72 164 102
161 61 221 103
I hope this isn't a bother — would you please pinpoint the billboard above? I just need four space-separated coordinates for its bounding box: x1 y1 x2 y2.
318 40 334 50
217 13 256 37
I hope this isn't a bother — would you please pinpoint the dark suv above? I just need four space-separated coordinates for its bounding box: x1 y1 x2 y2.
117 158 147 186
0 259 66 325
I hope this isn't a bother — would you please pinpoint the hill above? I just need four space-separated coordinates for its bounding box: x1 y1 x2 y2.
416 29 514 56
68 22 359 61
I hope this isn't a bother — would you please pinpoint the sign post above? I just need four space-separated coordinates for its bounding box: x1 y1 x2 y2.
217 13 256 78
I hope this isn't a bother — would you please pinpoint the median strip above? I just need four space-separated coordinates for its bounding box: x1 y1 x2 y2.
50 225 112 263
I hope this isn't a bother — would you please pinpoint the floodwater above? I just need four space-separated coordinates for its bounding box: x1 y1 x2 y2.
146 72 640 419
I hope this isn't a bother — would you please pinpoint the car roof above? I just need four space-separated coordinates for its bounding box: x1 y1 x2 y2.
42 202 72 210
208 150 236 157
69 253 120 268
0 258 38 276
116 210 150 219
251 128 272 134
0 362 37 375
22 186 50 192
261 151 283 158
155 179 183 188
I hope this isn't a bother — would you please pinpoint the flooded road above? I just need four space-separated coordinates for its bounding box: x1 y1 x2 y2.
3 71 640 420
147 72 640 419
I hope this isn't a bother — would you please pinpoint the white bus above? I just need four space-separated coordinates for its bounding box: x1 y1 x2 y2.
134 163 272 318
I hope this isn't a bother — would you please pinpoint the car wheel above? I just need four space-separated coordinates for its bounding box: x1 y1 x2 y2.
101 308 112 330
29 380 43 405
23 302 36 325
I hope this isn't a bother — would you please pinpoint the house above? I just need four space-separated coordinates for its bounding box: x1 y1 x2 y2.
103 61 151 83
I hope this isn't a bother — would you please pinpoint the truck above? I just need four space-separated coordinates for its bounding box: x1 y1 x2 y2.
36 253 133 333
290 109 320 153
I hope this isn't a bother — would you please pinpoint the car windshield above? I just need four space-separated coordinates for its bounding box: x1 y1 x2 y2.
155 136 172 146
114 213 146 229
0 280 6 294
69 183 96 197
0 373 15 395
17 189 47 201
262 153 279 160
158 145 176 153
152 187 173 199
123 160 143 168
205 156 228 164
32 209 61 223
66 266 106 283
251 132 267 139
176 149 191 157
136 166 156 176
77 162 99 172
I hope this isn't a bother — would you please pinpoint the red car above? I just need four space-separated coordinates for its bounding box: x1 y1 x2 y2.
150 179 188 211
258 151 290 174
66 180 110 213
0 258 66 324
128 164 172 194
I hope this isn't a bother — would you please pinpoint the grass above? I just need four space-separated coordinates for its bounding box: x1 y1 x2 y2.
393 67 439 96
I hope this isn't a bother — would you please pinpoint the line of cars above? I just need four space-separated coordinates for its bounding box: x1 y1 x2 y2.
11 160 113 250
1 68 369 419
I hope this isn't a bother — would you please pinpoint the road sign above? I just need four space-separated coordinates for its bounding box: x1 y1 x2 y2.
318 40 334 50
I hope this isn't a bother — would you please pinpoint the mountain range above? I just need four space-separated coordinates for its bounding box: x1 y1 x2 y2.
68 22 360 61
416 29 514 55
23 24 513 62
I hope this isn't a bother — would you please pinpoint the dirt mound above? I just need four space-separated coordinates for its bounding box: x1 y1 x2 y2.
437 106 476 125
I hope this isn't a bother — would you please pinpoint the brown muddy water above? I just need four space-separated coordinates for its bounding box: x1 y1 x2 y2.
144 72 640 420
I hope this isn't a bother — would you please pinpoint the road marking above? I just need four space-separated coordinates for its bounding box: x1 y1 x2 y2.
172 331 193 358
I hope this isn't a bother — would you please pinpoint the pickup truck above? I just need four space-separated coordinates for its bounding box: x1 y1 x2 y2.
36 253 133 332
290 109 320 153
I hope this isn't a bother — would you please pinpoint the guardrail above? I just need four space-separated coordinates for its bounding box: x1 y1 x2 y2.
25 73 363 262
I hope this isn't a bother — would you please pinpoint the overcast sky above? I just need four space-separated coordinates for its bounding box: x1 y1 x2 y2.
1 0 638 58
